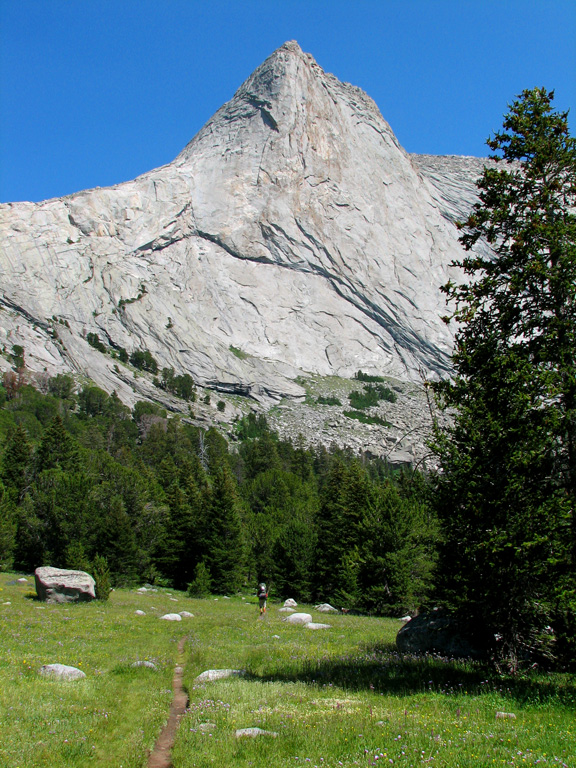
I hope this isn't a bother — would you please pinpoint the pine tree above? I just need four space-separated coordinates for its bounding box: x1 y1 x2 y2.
91 491 139 585
433 88 576 670
187 561 212 597
314 460 372 606
36 414 79 473
156 479 202 589
205 465 245 594
1 424 32 500
358 482 438 616
0 481 17 568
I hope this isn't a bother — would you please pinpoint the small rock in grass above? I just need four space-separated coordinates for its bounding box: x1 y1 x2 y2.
283 598 297 608
195 669 244 683
179 611 194 618
272 635 280 639
314 603 338 613
169 597 178 602
399 615 412 622
17 577 28 583
223 596 230 599
3 601 11 606
278 607 295 613
159 613 182 621
305 622 331 630
235 727 278 739
131 660 158 670
135 610 146 616
40 664 86 680
198 722 216 732
284 612 313 625
137 587 148 593
495 712 516 720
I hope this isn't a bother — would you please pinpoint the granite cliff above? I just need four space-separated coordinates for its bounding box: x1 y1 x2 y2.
0 42 487 460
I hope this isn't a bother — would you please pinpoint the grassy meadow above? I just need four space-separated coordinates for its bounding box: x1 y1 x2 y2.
1 572 574 768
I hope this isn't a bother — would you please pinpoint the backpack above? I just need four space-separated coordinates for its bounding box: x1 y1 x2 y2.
258 583 267 598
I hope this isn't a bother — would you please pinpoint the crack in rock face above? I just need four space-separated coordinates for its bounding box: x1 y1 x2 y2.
0 41 489 446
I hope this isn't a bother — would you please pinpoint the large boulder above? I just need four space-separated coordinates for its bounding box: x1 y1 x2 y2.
396 609 485 659
34 567 96 603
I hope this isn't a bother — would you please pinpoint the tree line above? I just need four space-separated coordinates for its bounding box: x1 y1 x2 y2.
0 379 437 617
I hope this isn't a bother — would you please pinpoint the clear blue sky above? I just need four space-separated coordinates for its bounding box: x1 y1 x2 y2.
1 0 574 202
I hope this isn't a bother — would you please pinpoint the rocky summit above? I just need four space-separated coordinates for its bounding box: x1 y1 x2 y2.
0 42 488 459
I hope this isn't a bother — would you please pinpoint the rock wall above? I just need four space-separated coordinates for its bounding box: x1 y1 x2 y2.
0 42 487 436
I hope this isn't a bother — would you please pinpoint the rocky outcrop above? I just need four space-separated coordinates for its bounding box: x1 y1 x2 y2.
396 609 486 659
0 41 488 418
34 566 96 603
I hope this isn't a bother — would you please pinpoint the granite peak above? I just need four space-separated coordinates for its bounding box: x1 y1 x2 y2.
0 42 487 451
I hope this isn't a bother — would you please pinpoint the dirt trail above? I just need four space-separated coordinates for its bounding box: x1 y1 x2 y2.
147 637 188 768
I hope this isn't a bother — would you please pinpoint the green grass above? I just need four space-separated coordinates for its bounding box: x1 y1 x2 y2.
1 573 575 768
230 346 250 360
0 573 187 767
344 410 391 426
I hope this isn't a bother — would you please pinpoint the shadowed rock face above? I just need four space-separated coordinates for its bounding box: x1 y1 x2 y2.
396 609 486 659
0 41 486 407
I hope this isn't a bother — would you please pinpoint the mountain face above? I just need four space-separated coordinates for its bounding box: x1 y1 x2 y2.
0 42 485 417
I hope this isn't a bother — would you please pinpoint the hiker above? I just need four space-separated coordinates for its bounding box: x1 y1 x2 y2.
257 582 268 614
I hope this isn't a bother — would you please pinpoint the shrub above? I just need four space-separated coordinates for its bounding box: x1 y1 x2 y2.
187 562 212 598
48 374 74 400
93 555 111 601
316 395 342 406
129 349 158 374
348 384 397 409
355 370 385 383
86 333 107 353
156 367 196 401
235 412 270 440
10 344 25 369
344 410 390 426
